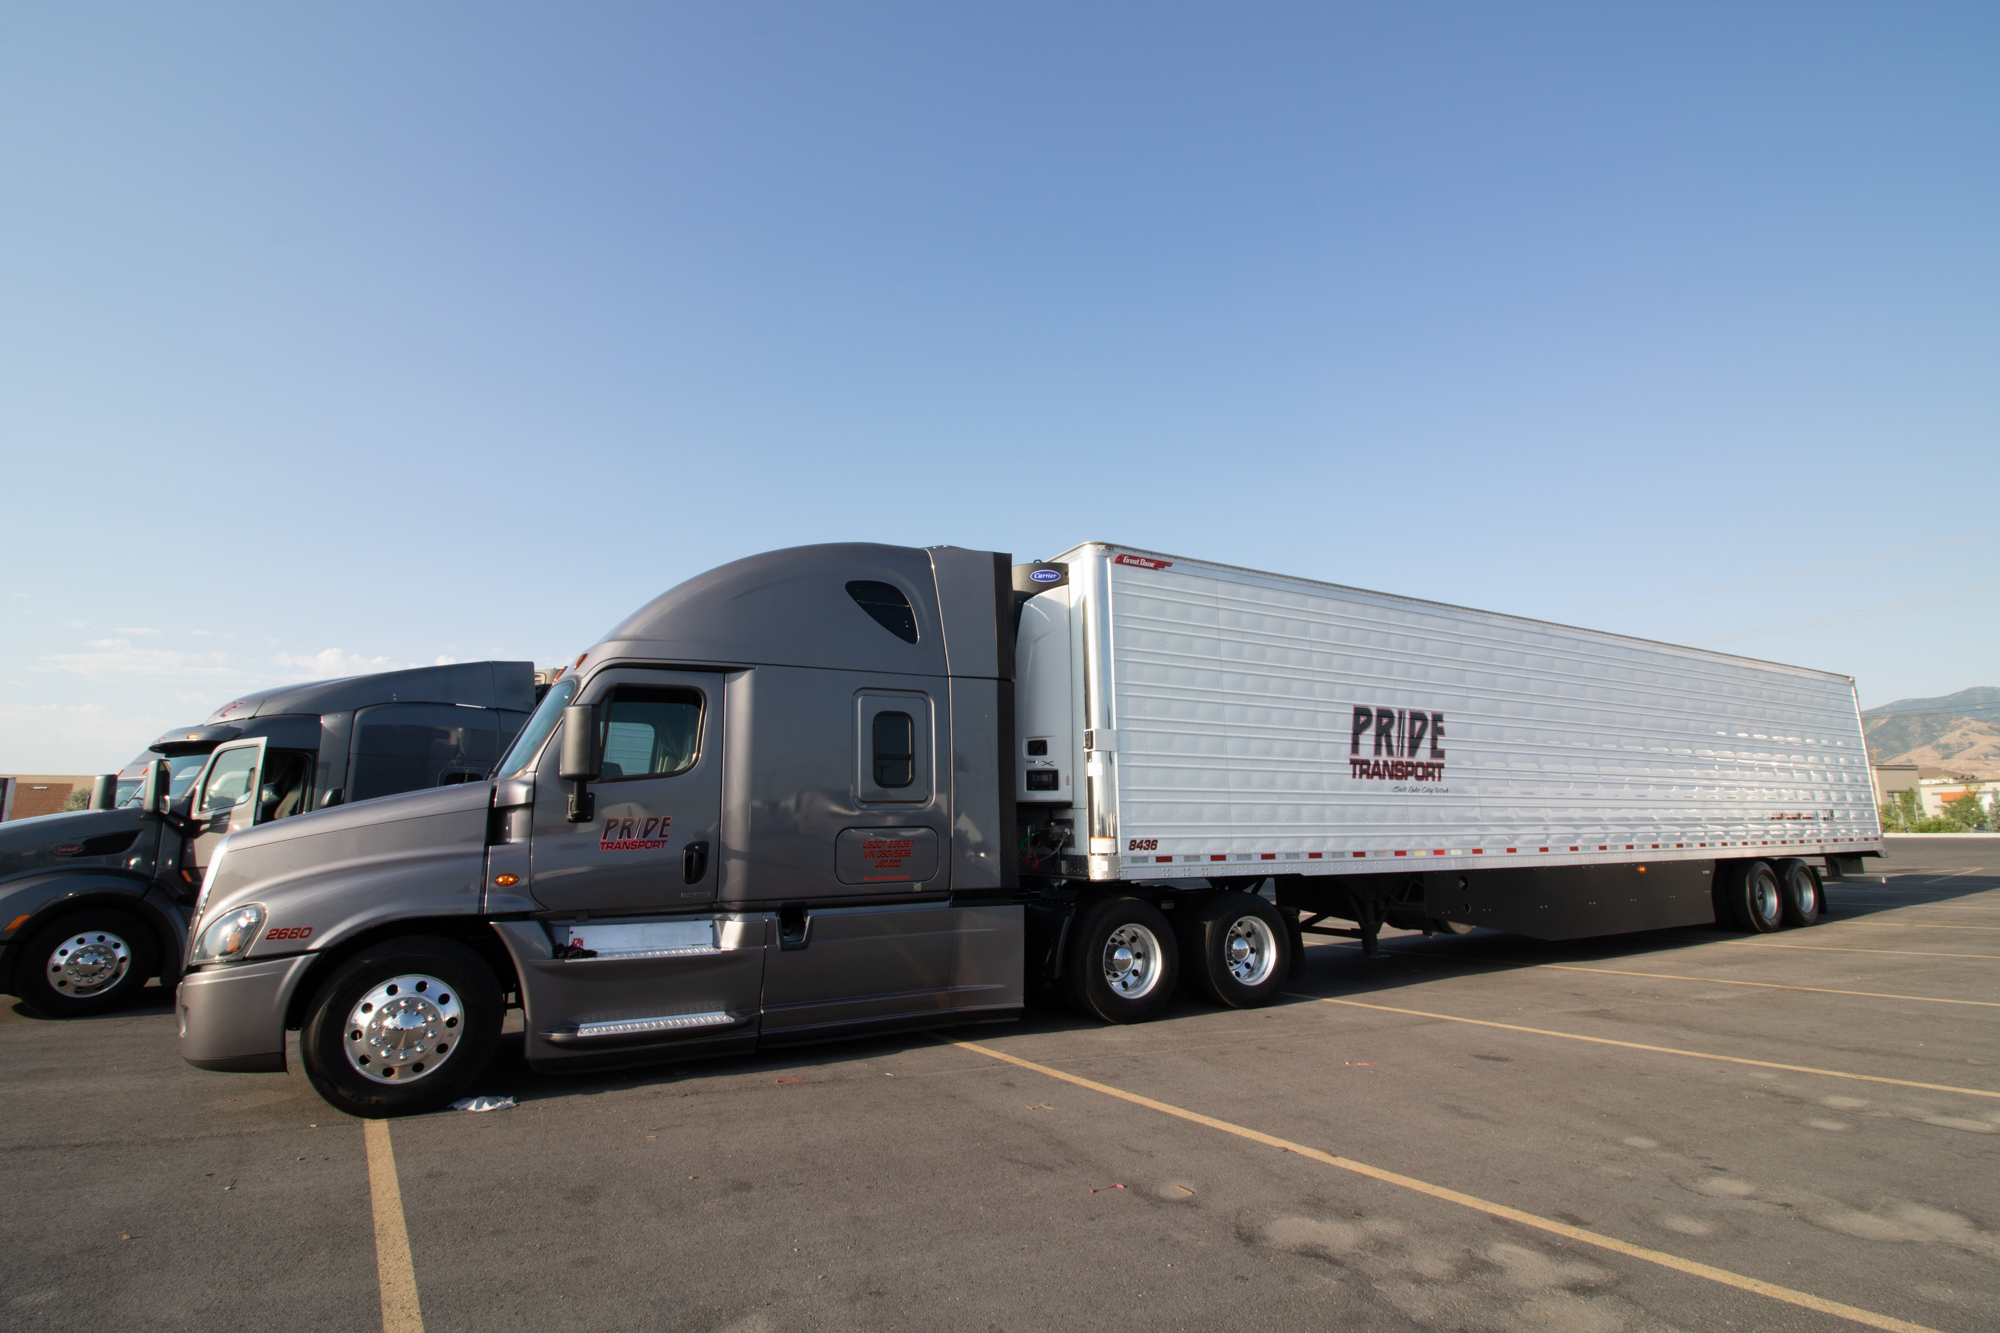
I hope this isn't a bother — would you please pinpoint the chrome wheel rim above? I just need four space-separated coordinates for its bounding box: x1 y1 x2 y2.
1751 876 1780 925
1101 923 1164 999
1222 915 1277 987
48 930 132 997
344 974 463 1085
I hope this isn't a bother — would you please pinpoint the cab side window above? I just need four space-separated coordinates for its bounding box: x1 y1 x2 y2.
855 691 931 803
196 749 259 817
598 687 703 780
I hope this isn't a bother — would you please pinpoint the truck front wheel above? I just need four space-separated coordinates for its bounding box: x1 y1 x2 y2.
300 937 502 1118
1182 893 1290 1008
16 909 157 1018
1062 897 1179 1024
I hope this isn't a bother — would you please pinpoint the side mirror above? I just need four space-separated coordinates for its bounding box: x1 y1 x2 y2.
144 759 172 813
558 704 598 822
89 774 118 810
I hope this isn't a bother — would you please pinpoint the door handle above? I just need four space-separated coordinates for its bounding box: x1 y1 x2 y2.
682 841 709 885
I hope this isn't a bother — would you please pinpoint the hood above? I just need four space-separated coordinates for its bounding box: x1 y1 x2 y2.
195 782 494 954
0 807 152 882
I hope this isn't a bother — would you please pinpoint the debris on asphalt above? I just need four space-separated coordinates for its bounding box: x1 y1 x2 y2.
775 1078 803 1084
1345 1061 1374 1067
450 1096 516 1112
1089 1183 1125 1193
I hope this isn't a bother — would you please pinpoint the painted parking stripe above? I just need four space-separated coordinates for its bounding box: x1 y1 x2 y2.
1363 949 2000 1009
365 1120 425 1333
1717 941 2000 960
1292 995 2000 1099
1537 963 2000 1008
945 1038 1944 1333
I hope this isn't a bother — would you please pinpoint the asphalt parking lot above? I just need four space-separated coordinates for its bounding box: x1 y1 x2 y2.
5 836 1995 1333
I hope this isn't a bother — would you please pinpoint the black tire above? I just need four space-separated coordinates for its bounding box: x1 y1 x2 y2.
15 909 158 1018
1776 859 1822 928
1061 896 1179 1024
1719 860 1783 934
300 936 502 1118
1181 892 1291 1008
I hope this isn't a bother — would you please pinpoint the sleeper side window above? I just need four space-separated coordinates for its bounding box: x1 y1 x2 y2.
597 687 704 781
855 691 931 803
872 713 914 788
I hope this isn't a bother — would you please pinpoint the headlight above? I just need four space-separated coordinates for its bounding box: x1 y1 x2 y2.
191 904 266 966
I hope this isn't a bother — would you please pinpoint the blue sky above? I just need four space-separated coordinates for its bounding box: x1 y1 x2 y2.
3 3 1995 772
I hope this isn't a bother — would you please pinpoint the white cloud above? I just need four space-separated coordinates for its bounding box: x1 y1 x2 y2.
44 644 252 682
272 648 418 678
433 656 459 665
114 627 162 636
0 702 178 773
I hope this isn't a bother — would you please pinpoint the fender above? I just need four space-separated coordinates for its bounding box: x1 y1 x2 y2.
0 869 190 996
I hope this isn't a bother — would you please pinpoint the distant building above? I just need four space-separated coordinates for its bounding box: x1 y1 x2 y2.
0 775 98 822
1872 763 1920 800
1918 777 1994 819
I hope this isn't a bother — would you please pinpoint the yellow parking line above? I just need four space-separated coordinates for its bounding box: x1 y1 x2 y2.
1291 995 2000 1099
364 1120 425 1333
1538 964 2000 1008
1821 922 2000 931
1721 941 2000 960
947 1038 1943 1333
1355 945 2000 1008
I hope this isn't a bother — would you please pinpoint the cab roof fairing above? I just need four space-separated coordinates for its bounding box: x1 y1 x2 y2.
590 544 959 679
203 661 538 723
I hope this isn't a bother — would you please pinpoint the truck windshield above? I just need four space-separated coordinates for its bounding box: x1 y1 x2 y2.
497 675 578 778
115 753 216 808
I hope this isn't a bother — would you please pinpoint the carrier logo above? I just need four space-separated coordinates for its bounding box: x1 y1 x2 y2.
1029 568 1062 583
1349 706 1446 782
600 816 672 851
1112 554 1172 570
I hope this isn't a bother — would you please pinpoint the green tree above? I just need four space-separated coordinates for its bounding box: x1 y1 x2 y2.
1941 782 1990 832
1879 787 1921 832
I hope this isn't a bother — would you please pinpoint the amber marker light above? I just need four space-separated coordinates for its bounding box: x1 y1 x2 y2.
5 915 30 933
1636 866 1647 873
494 874 519 887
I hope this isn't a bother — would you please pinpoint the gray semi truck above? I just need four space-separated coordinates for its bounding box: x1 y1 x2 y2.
177 543 1879 1118
0 662 536 1017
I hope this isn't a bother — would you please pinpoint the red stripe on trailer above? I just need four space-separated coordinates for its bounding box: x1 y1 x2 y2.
1261 853 1276 860
1156 856 1172 863
1395 850 1407 857
1506 847 1517 853
1210 854 1227 862
1471 849 1484 854
1432 849 1445 856
1352 851 1366 858
1308 852 1323 859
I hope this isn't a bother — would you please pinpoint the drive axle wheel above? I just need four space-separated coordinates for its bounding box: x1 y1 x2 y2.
1183 893 1291 1008
1719 860 1783 934
1776 859 1822 928
301 937 501 1118
1062 896 1179 1024
17 910 157 1018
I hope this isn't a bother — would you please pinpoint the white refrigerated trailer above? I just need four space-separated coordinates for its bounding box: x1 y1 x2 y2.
180 540 1881 1116
1014 545 1881 944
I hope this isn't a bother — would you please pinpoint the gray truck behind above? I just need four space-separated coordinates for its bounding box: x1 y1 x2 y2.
0 662 536 1017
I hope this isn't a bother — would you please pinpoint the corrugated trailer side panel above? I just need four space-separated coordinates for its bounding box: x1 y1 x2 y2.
1054 545 1881 882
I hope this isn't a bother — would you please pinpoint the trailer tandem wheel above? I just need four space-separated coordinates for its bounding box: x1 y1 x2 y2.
1775 859 1822 928
1719 860 1784 934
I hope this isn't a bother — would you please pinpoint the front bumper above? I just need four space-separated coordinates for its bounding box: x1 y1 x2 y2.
179 954 316 1073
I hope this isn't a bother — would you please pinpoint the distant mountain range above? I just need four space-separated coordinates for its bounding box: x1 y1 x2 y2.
1861 686 2000 774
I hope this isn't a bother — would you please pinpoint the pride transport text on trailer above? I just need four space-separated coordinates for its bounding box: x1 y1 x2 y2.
178 545 1882 1116
0 663 536 1017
